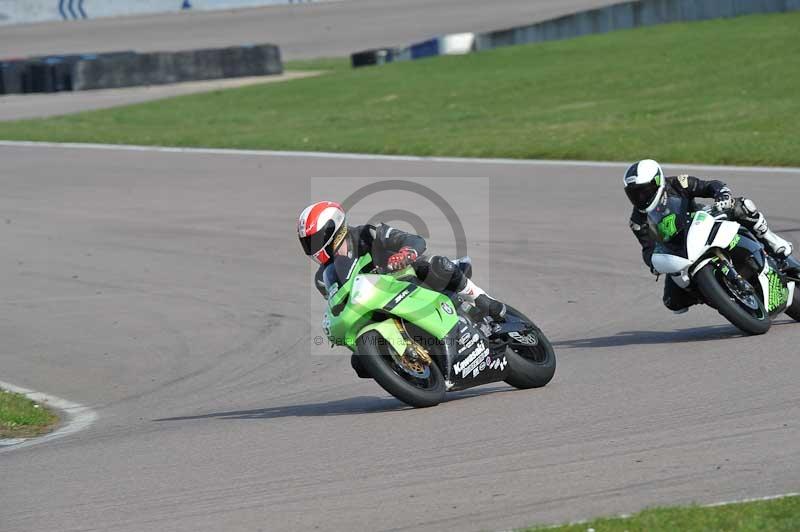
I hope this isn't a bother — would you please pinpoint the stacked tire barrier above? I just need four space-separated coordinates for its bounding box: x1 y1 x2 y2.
0 44 282 95
351 0 800 68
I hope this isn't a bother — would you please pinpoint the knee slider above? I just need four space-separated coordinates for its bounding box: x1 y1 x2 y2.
663 295 682 311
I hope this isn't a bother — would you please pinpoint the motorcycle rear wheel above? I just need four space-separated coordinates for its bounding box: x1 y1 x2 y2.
502 306 556 389
785 289 800 321
356 331 446 408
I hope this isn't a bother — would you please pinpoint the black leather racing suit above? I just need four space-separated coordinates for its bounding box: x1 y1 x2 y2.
314 223 470 298
629 174 728 311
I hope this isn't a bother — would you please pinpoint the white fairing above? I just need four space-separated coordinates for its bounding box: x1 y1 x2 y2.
686 216 739 260
652 254 692 274
651 213 741 286
756 261 771 311
756 266 795 313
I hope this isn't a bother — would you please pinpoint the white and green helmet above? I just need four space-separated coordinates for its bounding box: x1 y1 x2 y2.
623 159 665 212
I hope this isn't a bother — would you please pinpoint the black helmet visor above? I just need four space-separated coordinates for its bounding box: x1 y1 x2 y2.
625 181 659 210
300 219 336 256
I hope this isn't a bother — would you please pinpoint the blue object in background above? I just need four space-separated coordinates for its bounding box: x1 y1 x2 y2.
409 39 440 60
182 1 193 9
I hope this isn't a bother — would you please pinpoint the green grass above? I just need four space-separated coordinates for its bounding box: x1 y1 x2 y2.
1 12 799 165
0 388 59 438
526 496 800 532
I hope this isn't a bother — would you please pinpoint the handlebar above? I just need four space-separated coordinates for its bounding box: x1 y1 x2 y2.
375 265 416 278
700 205 729 220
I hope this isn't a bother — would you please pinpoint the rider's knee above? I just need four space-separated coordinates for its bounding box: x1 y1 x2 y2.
663 295 686 312
663 288 699 312
416 255 465 292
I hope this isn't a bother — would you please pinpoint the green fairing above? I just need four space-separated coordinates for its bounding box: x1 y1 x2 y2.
658 213 678 241
767 269 789 312
324 254 459 354
729 234 741 250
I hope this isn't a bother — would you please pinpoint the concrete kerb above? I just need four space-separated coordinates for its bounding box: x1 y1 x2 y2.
0 380 98 453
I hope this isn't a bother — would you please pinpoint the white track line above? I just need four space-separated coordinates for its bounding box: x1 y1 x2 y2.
0 380 97 452
527 492 800 531
0 140 798 174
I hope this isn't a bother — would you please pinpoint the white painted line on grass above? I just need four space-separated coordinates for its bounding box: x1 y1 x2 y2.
0 140 798 174
0 380 97 452
704 492 800 508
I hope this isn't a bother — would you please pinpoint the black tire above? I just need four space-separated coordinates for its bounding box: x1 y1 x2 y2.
785 288 800 322
502 306 556 389
356 331 446 408
695 263 770 335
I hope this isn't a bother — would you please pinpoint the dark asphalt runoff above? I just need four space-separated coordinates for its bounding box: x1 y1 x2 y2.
0 0 620 60
1 143 798 532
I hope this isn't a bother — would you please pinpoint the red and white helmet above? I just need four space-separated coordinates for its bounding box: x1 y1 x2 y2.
297 201 348 265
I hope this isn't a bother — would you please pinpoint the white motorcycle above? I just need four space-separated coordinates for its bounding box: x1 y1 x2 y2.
650 194 800 334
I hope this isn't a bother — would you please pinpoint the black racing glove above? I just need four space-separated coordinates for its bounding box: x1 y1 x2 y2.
714 188 735 212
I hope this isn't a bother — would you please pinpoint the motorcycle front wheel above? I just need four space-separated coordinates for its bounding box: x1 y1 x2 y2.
356 331 446 408
695 263 770 335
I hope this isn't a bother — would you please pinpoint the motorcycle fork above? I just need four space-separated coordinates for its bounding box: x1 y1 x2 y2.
395 319 433 370
713 251 752 293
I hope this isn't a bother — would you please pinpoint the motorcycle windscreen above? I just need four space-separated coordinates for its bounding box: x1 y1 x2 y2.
651 253 692 274
327 254 373 319
647 194 690 247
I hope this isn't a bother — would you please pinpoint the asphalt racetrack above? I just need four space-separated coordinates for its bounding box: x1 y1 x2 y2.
0 0 619 60
1 143 799 531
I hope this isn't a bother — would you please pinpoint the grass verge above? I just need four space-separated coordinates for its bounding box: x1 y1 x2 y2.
0 388 59 439
0 12 798 166
284 57 350 73
525 495 800 531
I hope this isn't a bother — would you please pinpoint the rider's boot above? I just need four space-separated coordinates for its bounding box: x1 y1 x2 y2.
458 279 506 321
755 218 793 258
738 198 793 257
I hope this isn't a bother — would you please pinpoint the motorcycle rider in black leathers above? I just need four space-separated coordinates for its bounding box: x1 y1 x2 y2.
298 201 506 375
623 159 794 313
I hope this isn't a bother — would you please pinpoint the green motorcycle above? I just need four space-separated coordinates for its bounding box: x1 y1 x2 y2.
321 253 556 408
